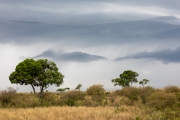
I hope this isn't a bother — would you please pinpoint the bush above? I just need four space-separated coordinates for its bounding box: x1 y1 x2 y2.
86 84 105 105
83 97 93 106
0 87 17 107
60 91 86 106
86 84 105 96
41 92 59 106
164 85 180 93
83 97 100 107
11 93 40 108
113 96 132 107
119 87 140 102
140 86 155 104
108 91 119 104
146 91 177 110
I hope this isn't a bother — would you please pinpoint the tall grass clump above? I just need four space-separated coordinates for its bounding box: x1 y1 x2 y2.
0 87 17 107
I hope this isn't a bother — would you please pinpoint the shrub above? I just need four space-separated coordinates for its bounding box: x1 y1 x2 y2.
60 91 85 106
86 84 105 105
0 87 17 107
113 96 132 108
86 84 105 96
164 85 180 93
119 87 140 102
139 86 155 104
146 91 177 110
41 92 59 106
11 93 40 108
83 97 93 107
108 91 119 104
83 98 100 107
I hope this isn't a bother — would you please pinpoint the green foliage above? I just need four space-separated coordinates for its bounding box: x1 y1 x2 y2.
112 70 139 88
57 88 65 92
139 79 150 88
112 78 130 88
9 58 64 98
75 84 82 91
57 87 70 92
36 59 64 97
9 59 40 93
146 91 177 110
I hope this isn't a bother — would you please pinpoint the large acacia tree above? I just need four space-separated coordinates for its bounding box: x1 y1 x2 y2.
9 58 64 98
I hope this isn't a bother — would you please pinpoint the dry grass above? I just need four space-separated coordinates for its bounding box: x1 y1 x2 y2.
0 106 141 120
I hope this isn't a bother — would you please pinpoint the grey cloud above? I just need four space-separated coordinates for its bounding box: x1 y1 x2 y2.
114 46 180 63
1 0 180 25
33 49 107 62
0 17 180 46
115 0 180 11
1 0 180 10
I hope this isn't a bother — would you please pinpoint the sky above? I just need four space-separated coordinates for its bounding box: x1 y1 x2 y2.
0 0 180 92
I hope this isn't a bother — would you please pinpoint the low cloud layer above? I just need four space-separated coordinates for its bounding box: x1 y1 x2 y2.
115 46 180 63
33 49 107 62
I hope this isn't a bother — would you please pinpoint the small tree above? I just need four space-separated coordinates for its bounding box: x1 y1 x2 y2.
112 70 139 88
57 88 65 92
75 84 82 91
111 78 129 89
139 79 149 88
57 87 70 92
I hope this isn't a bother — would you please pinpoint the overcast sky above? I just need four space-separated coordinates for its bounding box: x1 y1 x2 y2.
0 0 180 92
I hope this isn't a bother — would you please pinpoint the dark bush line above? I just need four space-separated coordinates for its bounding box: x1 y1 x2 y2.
0 85 180 110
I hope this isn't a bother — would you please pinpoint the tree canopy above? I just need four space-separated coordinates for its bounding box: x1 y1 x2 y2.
57 87 70 92
112 70 139 88
75 84 82 91
139 79 150 88
9 58 64 98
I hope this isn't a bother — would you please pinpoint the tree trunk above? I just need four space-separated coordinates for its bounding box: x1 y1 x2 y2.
39 86 44 98
31 84 36 94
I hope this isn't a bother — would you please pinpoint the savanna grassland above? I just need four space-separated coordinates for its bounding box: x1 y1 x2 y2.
0 85 180 120
0 106 176 120
0 106 140 120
